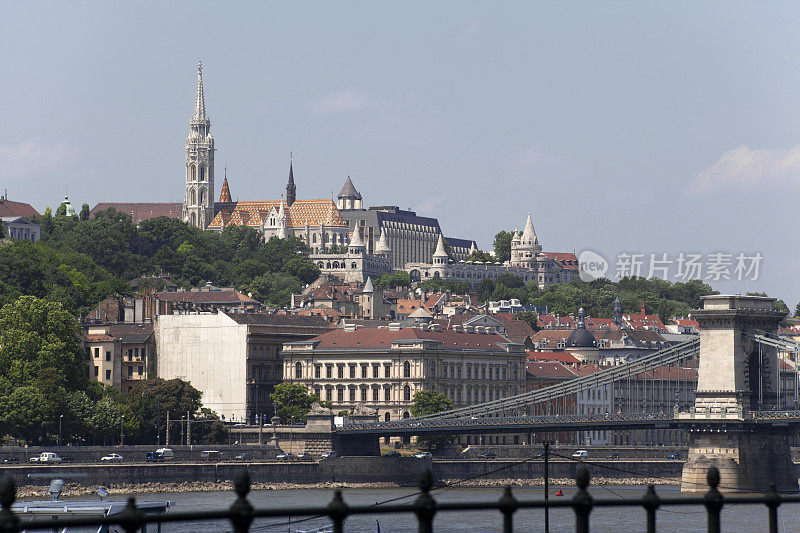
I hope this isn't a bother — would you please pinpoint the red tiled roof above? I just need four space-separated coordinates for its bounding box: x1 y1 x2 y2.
303 327 514 351
493 313 535 341
0 198 40 218
84 333 117 343
397 299 423 314
671 318 699 327
526 360 578 379
208 199 347 230
532 330 572 343
157 289 259 304
527 351 580 364
540 252 579 270
91 203 183 224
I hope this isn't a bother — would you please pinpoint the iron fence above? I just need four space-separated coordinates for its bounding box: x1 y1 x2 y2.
1 466 798 532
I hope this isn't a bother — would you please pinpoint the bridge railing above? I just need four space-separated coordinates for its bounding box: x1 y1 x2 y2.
1 467 796 533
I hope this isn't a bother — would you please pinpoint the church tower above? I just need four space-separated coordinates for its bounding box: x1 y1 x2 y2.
183 61 215 229
286 156 296 207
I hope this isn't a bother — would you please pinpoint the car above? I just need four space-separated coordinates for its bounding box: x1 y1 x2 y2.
477 451 497 459
29 456 39 463
145 451 164 463
413 452 432 459
382 451 401 458
276 452 296 460
234 452 253 461
532 451 546 459
200 450 221 461
571 450 589 459
36 452 62 464
1 457 18 464
320 451 338 459
155 448 174 460
296 453 313 461
607 452 620 459
100 453 123 462
666 452 681 460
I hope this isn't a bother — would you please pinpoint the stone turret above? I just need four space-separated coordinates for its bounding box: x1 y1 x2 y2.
374 227 391 256
337 176 363 211
349 225 365 253
432 234 448 266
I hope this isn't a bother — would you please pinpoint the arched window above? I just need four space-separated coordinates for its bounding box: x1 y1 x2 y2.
403 385 411 401
191 165 196 181
199 188 205 205
295 362 302 379
403 411 410 419
312 234 317 243
403 361 411 378
190 212 196 227
200 165 206 181
190 189 196 206
384 412 391 422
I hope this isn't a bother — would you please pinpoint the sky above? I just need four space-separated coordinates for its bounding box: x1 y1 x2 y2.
1 2 799 307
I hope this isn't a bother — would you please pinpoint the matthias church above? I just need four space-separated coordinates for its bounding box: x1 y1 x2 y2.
92 62 577 288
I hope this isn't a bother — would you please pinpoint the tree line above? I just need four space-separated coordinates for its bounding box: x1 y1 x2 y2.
0 207 320 315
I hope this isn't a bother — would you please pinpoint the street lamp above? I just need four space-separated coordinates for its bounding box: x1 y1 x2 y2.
58 415 63 447
120 415 125 446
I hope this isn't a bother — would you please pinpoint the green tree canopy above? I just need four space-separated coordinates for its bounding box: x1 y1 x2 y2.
411 390 455 449
493 230 513 263
376 271 411 289
466 249 494 263
269 382 326 424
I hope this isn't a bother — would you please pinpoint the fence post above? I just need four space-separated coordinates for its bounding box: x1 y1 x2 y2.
414 469 436 533
498 486 518 533
117 497 144 533
703 467 723 533
327 489 349 533
229 469 254 533
765 484 781 533
642 484 660 533
0 475 19 533
572 466 593 533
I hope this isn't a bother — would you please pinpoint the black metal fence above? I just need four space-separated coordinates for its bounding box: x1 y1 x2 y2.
0 466 798 533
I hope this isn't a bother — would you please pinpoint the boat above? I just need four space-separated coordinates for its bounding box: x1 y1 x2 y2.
12 479 172 533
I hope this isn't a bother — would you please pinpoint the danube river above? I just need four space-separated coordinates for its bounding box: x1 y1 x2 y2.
122 484 800 532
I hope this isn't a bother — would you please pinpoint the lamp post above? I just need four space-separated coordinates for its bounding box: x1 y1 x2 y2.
58 415 63 447
120 415 124 446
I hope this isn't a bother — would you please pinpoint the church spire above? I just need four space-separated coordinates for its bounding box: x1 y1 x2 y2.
193 61 208 123
286 152 296 207
219 168 231 203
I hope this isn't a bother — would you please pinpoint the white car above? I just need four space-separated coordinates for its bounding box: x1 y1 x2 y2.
320 451 337 459
571 450 589 459
413 452 432 459
100 453 124 462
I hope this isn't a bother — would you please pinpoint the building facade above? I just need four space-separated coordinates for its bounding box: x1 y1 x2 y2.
1 216 40 242
405 215 579 289
156 312 331 422
281 325 527 424
309 225 393 283
83 324 156 393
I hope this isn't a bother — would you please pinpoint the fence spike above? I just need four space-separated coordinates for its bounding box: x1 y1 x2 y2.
118 496 144 533
642 484 660 533
704 467 723 533
498 486 518 533
415 468 436 533
573 466 592 533
0 475 19 533
327 489 349 533
765 483 781 533
229 469 254 533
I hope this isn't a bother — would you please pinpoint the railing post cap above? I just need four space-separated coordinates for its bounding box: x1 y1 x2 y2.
234 468 251 498
706 466 720 489
575 466 590 490
418 468 433 492
0 475 16 509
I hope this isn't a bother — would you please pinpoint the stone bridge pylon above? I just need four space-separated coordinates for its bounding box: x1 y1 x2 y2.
680 294 797 493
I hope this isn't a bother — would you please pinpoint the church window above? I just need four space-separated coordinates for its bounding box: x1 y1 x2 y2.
199 189 205 205
190 189 196 206
200 165 206 181
190 212 196 227
191 165 196 181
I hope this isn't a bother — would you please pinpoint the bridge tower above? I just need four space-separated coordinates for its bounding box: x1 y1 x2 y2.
681 294 796 493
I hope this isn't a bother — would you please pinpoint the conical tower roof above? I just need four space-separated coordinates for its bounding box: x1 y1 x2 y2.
192 61 208 123
375 227 391 255
349 224 365 248
363 276 374 293
433 234 448 258
338 176 362 199
521 213 538 245
219 174 232 203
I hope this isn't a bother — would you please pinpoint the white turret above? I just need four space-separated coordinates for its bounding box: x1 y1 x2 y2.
349 225 365 252
375 227 391 256
510 213 542 268
433 234 448 265
363 276 374 293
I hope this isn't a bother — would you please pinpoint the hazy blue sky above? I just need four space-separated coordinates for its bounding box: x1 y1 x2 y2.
2 2 799 307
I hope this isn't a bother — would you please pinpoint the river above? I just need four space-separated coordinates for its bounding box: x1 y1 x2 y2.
102 484 800 532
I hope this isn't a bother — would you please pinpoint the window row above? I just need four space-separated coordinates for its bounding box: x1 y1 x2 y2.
295 361 414 380
311 384 414 403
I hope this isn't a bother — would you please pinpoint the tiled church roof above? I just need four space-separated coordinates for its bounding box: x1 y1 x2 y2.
208 199 347 230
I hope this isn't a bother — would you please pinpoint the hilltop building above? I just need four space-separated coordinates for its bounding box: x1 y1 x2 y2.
404 214 579 289
0 193 41 242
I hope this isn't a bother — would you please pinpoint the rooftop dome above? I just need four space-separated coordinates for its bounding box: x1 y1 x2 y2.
567 327 597 348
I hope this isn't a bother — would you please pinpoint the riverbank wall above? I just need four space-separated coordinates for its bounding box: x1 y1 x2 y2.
0 457 683 488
